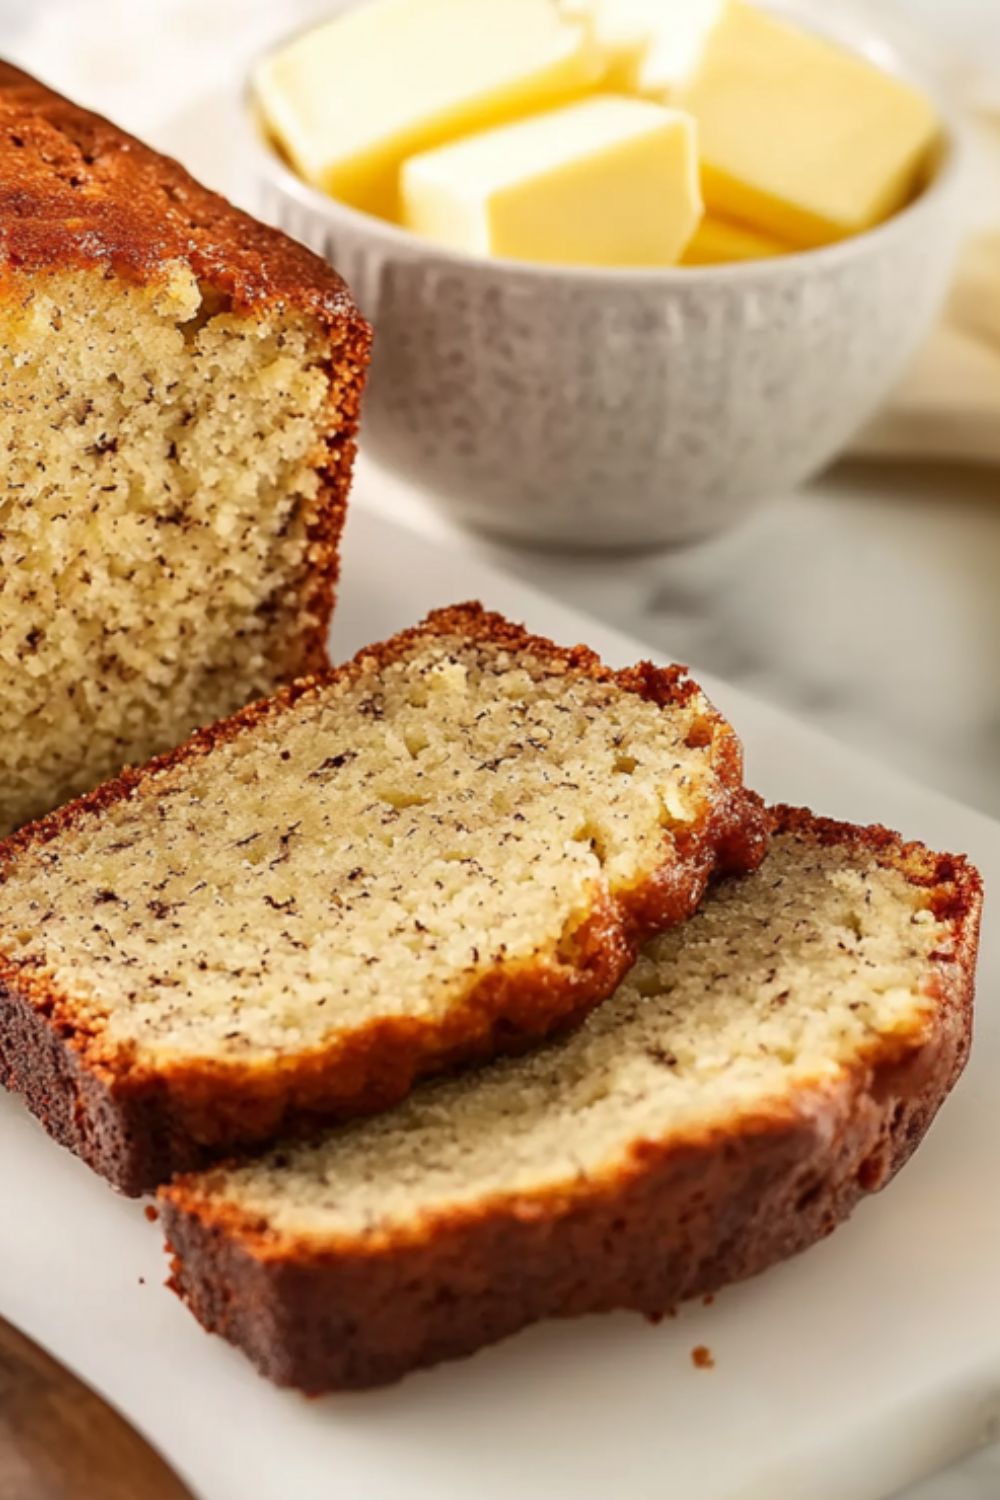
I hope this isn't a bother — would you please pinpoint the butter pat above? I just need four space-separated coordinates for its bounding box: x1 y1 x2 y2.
682 215 790 265
608 0 724 97
679 2 940 247
255 0 603 219
635 0 725 98
400 95 702 267
561 0 723 95
559 0 646 90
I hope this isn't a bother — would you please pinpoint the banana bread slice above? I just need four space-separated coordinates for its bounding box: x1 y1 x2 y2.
0 62 371 834
0 604 763 1194
162 807 981 1392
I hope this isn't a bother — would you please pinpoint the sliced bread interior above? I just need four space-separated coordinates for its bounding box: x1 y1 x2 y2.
162 807 981 1391
0 604 762 1191
0 62 370 834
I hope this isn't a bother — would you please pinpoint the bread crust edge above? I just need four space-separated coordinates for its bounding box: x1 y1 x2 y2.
0 605 765 1192
0 61 366 325
158 808 982 1391
0 60 374 789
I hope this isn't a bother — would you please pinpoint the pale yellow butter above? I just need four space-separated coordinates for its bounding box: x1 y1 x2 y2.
561 0 724 96
558 0 645 90
682 214 790 265
255 0 603 219
400 95 702 267
678 2 940 248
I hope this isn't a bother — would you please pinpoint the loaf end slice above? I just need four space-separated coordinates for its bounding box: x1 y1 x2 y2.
0 62 371 833
161 807 981 1391
0 604 764 1192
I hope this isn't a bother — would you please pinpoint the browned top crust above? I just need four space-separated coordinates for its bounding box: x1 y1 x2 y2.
768 804 979 922
0 60 360 326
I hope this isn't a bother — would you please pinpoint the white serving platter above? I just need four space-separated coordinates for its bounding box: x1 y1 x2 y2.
1 503 998 1500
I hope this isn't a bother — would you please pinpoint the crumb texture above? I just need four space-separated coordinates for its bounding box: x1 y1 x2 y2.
187 823 960 1240
0 63 370 834
160 812 978 1392
0 621 734 1069
0 265 338 831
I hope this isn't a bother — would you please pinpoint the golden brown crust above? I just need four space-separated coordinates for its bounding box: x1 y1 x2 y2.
0 62 360 321
0 62 372 686
159 808 982 1391
291 318 371 678
0 604 765 1194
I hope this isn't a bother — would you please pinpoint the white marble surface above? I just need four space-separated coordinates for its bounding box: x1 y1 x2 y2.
3 1 999 1495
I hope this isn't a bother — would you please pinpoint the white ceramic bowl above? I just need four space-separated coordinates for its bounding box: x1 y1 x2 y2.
245 11 963 551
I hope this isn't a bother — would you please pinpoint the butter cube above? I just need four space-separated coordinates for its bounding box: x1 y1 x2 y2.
400 95 702 267
561 0 724 96
679 3 940 247
682 215 790 265
255 0 603 219
634 0 726 97
558 0 646 90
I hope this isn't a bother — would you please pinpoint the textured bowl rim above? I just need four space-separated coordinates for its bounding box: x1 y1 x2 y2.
243 7 966 288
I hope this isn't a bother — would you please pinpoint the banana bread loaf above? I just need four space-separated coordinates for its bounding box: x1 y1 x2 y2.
0 62 371 833
0 604 764 1193
162 807 981 1391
